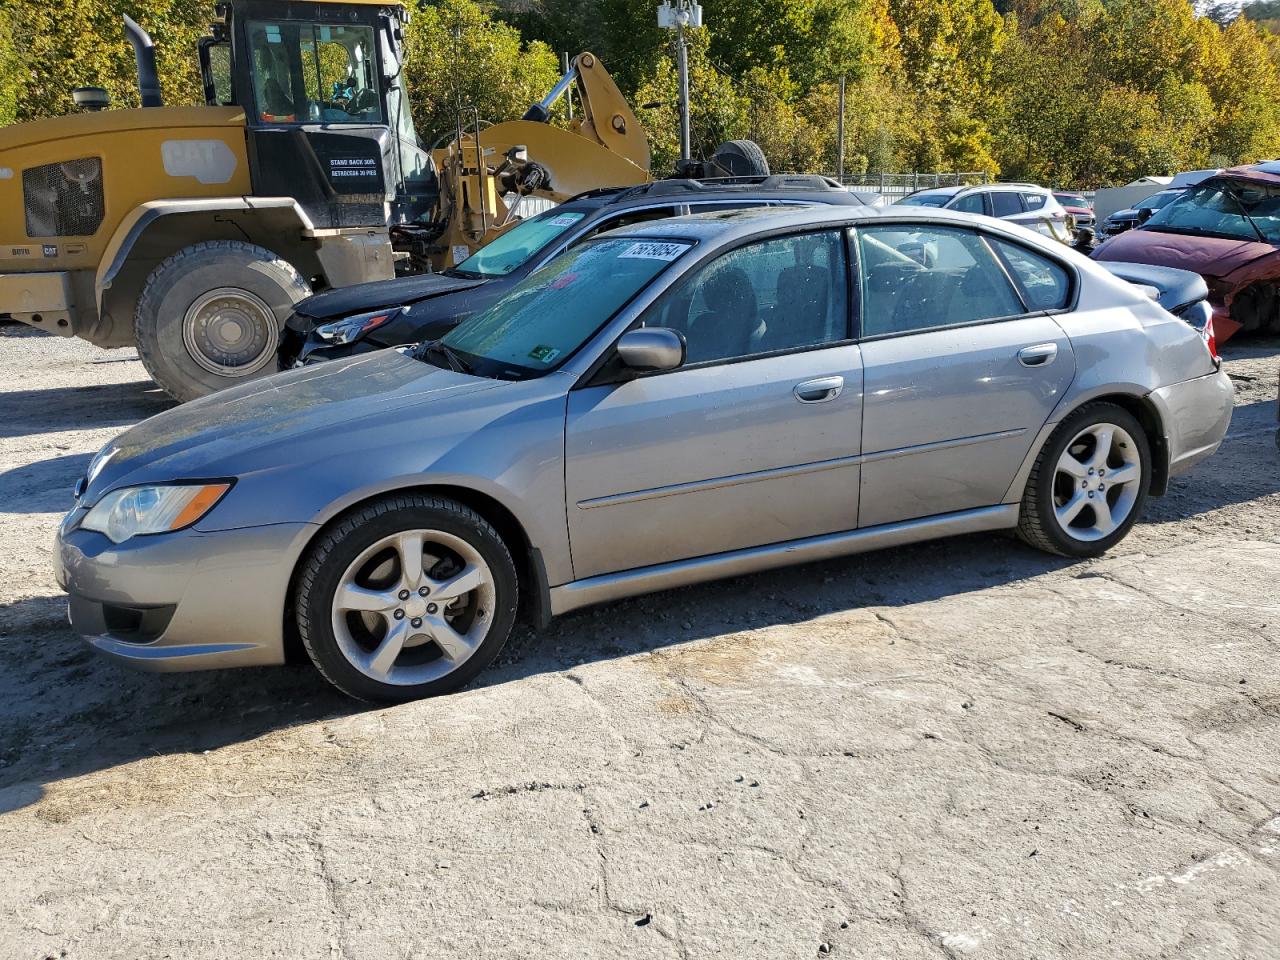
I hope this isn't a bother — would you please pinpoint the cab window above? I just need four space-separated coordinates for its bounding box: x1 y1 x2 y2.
247 21 383 124
857 225 1024 336
652 231 848 364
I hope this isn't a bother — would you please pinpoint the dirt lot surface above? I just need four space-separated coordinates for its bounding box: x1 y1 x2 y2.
1 324 1278 960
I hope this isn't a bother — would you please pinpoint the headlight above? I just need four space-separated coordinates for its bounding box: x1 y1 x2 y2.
314 308 401 345
81 482 232 544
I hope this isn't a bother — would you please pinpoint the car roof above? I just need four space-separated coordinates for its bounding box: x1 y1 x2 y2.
565 175 869 210
600 202 1047 246
909 182 1048 200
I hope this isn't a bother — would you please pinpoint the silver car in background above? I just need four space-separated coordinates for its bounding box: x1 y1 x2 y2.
55 205 1233 702
899 183 1074 244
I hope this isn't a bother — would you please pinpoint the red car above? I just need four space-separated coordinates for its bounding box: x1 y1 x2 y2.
1093 163 1280 341
1054 192 1095 231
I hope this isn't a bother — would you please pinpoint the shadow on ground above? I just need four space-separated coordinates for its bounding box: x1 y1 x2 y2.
0 380 172 439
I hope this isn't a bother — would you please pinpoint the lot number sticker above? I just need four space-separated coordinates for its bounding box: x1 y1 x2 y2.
618 241 687 261
549 213 585 227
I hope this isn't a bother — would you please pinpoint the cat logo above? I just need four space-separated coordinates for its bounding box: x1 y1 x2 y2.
43 244 57 258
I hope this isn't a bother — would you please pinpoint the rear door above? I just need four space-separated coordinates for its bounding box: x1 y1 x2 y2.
563 229 863 578
855 223 1076 528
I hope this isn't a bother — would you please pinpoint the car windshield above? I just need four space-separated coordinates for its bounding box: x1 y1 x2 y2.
1141 190 1182 211
432 236 695 379
1144 180 1280 243
898 193 953 207
450 209 589 278
1055 194 1087 206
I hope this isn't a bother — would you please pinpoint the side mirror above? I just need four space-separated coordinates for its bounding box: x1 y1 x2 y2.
616 327 685 373
1137 207 1154 224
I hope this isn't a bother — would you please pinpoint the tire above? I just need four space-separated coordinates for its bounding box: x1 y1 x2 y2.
711 139 770 177
1016 402 1152 558
296 495 519 703
134 240 311 402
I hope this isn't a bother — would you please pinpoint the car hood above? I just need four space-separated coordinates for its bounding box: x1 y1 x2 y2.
290 272 489 324
82 351 509 502
1106 208 1139 221
1093 228 1278 279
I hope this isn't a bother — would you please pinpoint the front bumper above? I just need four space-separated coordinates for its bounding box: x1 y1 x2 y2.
54 518 317 672
0 271 78 335
1148 366 1235 479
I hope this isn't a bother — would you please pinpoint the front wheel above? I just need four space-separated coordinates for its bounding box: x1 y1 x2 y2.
296 495 519 703
134 240 311 401
1016 403 1151 558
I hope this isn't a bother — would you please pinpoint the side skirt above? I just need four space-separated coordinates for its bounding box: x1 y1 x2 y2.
549 504 1020 617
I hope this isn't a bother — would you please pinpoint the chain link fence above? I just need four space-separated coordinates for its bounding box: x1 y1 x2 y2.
830 172 992 203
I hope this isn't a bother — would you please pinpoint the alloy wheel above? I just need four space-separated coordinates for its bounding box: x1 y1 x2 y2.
1051 422 1142 542
330 529 496 686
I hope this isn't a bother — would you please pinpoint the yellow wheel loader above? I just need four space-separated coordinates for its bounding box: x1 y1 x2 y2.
0 0 654 400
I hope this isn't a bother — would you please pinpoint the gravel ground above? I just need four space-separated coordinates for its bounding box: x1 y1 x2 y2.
1 325 1278 960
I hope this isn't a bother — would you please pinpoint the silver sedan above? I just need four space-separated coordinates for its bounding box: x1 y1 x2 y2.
55 206 1234 701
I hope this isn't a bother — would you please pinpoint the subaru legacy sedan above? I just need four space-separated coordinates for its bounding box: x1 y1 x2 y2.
56 206 1233 702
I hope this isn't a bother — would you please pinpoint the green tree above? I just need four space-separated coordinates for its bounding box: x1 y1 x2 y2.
404 0 561 143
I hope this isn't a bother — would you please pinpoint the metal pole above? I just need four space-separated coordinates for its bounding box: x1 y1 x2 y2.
676 25 691 162
836 75 846 181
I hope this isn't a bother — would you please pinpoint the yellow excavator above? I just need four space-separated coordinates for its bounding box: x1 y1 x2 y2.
0 0 656 399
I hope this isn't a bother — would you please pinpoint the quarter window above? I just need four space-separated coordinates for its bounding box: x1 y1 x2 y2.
990 239 1070 311
990 192 1024 217
1022 192 1047 210
857 225 1024 336
651 231 848 364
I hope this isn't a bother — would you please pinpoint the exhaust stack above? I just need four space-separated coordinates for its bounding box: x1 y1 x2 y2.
123 15 163 108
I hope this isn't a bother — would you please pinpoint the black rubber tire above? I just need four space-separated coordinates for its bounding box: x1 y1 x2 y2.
134 240 311 402
1015 402 1152 558
295 495 519 703
711 139 770 177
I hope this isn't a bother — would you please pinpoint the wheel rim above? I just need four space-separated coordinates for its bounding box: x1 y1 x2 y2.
330 529 496 687
1052 422 1142 542
181 287 279 377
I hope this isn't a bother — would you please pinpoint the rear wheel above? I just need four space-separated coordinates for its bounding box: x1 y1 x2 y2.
1016 403 1151 558
134 240 311 401
296 495 519 703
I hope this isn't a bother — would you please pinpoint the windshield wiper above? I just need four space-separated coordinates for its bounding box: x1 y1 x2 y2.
444 268 487 279
416 338 473 374
1224 189 1268 243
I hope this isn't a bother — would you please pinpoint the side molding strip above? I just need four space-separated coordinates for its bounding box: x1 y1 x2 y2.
549 503 1019 616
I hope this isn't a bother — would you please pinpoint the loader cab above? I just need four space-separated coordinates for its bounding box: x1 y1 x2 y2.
198 0 436 228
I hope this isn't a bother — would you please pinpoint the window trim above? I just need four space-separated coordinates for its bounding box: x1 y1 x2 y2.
849 222 1077 343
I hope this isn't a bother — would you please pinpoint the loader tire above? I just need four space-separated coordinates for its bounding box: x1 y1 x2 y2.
711 140 770 177
134 241 311 402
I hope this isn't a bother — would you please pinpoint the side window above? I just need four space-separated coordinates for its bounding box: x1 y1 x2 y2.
951 193 985 215
1022 192 1047 211
990 238 1070 311
857 225 1024 337
652 231 848 364
990 192 1025 217
578 206 680 244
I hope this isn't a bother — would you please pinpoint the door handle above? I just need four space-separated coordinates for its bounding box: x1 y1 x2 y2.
793 376 844 403
1018 343 1058 367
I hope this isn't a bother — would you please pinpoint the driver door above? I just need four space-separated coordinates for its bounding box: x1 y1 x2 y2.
563 230 864 580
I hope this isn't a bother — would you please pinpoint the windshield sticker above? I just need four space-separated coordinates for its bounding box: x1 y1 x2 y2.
618 241 687 261
528 345 561 363
549 272 579 290
549 213 585 227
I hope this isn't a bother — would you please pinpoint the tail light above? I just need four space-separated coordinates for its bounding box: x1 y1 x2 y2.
1179 300 1218 362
